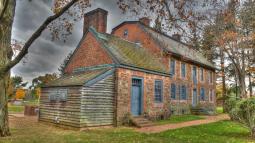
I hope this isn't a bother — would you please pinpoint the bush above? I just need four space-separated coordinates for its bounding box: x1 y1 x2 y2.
121 113 135 126
227 96 255 138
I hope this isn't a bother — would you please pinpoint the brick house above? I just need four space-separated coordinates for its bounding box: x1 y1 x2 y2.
39 8 216 128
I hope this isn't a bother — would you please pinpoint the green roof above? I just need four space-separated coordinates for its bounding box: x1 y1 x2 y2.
90 28 168 74
141 26 215 69
44 68 110 87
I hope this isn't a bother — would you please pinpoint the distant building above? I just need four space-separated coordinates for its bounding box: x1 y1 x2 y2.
39 8 216 128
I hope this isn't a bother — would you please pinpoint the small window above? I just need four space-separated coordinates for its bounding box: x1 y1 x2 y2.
200 87 205 101
200 68 204 81
170 59 175 76
181 63 186 78
48 89 68 102
193 66 197 84
59 92 67 102
209 89 214 102
123 29 128 37
170 83 176 100
49 93 57 101
154 80 163 102
180 85 187 100
210 72 213 83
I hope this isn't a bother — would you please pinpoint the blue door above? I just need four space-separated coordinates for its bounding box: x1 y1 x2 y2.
192 88 197 107
131 78 142 116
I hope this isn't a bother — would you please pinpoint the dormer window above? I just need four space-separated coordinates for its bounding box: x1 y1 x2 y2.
123 29 128 37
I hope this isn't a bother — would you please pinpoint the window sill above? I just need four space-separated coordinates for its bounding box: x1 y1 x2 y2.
153 102 164 108
171 100 187 103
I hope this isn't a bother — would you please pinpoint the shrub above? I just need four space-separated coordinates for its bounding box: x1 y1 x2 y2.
121 113 135 126
227 97 255 138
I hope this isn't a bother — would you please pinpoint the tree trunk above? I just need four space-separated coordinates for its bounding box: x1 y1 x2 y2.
252 128 255 139
0 0 15 137
248 73 252 97
238 75 247 98
240 50 247 98
220 50 227 112
0 74 11 136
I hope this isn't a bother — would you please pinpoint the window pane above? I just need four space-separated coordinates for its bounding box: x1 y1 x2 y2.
155 80 163 102
200 88 205 101
123 29 128 37
193 66 197 84
181 85 187 100
209 89 213 102
170 60 175 76
171 84 176 99
181 63 186 78
200 68 204 81
210 72 213 83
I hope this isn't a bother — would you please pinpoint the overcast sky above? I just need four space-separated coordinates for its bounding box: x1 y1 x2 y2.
11 0 135 84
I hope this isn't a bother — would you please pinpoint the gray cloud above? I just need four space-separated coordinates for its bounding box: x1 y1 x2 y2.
11 0 128 84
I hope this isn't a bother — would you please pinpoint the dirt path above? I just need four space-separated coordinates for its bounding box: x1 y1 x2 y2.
137 114 230 133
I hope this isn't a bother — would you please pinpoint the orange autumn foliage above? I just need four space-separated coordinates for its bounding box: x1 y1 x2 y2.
15 88 26 99
35 87 41 98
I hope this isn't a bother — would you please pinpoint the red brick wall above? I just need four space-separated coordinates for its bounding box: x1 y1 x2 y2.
116 68 171 124
64 32 113 74
113 23 216 116
170 61 216 114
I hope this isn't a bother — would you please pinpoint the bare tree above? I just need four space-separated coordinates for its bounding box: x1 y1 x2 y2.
0 0 90 136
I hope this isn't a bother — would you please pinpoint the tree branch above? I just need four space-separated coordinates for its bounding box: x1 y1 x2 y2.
0 0 9 23
1 0 78 74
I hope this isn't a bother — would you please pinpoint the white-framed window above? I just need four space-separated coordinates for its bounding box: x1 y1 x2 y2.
181 62 186 78
180 85 187 100
200 68 204 81
192 66 198 84
209 89 214 102
154 80 163 103
208 71 213 84
200 87 205 101
170 59 176 76
170 83 176 100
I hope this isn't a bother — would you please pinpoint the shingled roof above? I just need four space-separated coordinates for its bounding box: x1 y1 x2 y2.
89 27 168 74
44 68 111 87
112 21 215 69
141 25 215 69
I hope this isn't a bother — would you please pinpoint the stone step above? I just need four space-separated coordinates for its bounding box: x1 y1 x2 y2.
132 116 154 128
191 107 207 115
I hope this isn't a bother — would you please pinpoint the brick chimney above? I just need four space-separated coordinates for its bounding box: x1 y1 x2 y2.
172 33 181 41
83 8 108 34
139 17 151 26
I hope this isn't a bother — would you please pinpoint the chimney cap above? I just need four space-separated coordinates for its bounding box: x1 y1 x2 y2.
84 8 108 16
172 33 181 41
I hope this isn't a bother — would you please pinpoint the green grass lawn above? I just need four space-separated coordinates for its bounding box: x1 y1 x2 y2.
155 115 205 125
23 100 39 106
216 107 224 114
8 100 39 113
1 119 253 143
8 105 24 113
